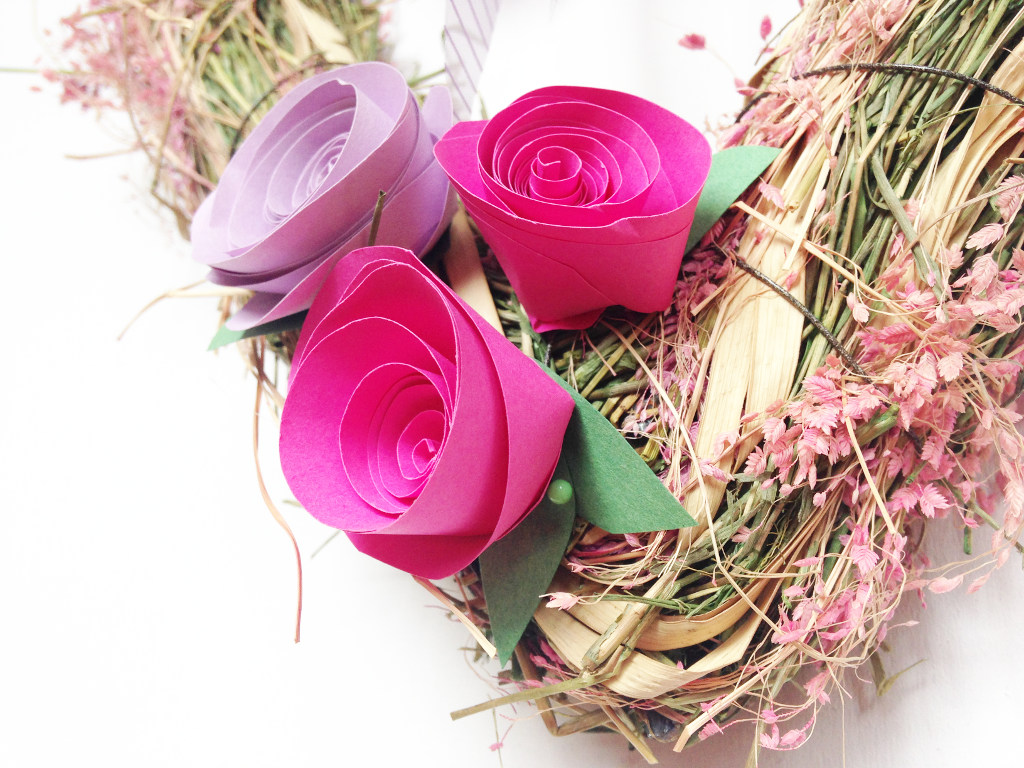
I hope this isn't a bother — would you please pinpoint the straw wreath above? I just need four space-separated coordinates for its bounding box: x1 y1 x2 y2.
443 0 1024 757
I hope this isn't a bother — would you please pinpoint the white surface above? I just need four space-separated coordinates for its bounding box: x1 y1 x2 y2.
2 1 1022 766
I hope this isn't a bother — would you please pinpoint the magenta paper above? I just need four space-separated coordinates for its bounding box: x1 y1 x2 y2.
435 85 712 331
190 63 455 330
279 246 574 578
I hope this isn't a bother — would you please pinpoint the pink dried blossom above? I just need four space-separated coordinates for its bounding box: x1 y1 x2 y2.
927 574 963 594
780 729 807 748
793 556 822 568
889 482 952 518
995 176 1024 220
678 34 707 50
967 572 992 594
731 525 753 543
965 223 1005 250
804 670 831 704
744 446 768 475
758 181 787 210
936 352 964 381
763 417 787 444
1012 248 1024 272
699 720 724 739
772 610 810 644
544 592 580 610
850 543 880 575
847 294 870 323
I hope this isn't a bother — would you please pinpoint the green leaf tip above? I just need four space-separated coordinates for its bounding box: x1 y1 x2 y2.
686 145 782 253
207 311 307 350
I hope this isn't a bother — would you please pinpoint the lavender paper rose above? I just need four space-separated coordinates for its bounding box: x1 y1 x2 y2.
191 62 455 330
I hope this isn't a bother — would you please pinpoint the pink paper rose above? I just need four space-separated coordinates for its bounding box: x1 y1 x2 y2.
191 62 455 330
434 85 712 331
279 246 574 578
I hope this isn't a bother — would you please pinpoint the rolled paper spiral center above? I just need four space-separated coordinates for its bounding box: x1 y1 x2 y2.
304 134 349 199
528 145 583 201
263 105 355 224
399 410 445 477
340 365 449 513
412 438 439 472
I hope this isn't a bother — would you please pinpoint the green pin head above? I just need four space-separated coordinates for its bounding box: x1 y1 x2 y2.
546 478 574 505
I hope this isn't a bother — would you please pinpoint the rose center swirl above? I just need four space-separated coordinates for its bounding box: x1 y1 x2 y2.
528 145 584 201
262 106 355 224
339 364 450 514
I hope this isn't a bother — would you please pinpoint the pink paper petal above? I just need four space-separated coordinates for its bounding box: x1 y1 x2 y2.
434 84 711 330
280 246 574 578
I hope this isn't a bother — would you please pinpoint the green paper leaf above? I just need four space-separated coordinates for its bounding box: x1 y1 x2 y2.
479 458 577 665
208 311 307 350
685 145 782 253
544 366 696 534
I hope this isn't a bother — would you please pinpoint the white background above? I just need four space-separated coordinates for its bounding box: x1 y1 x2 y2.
2 1 1022 766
